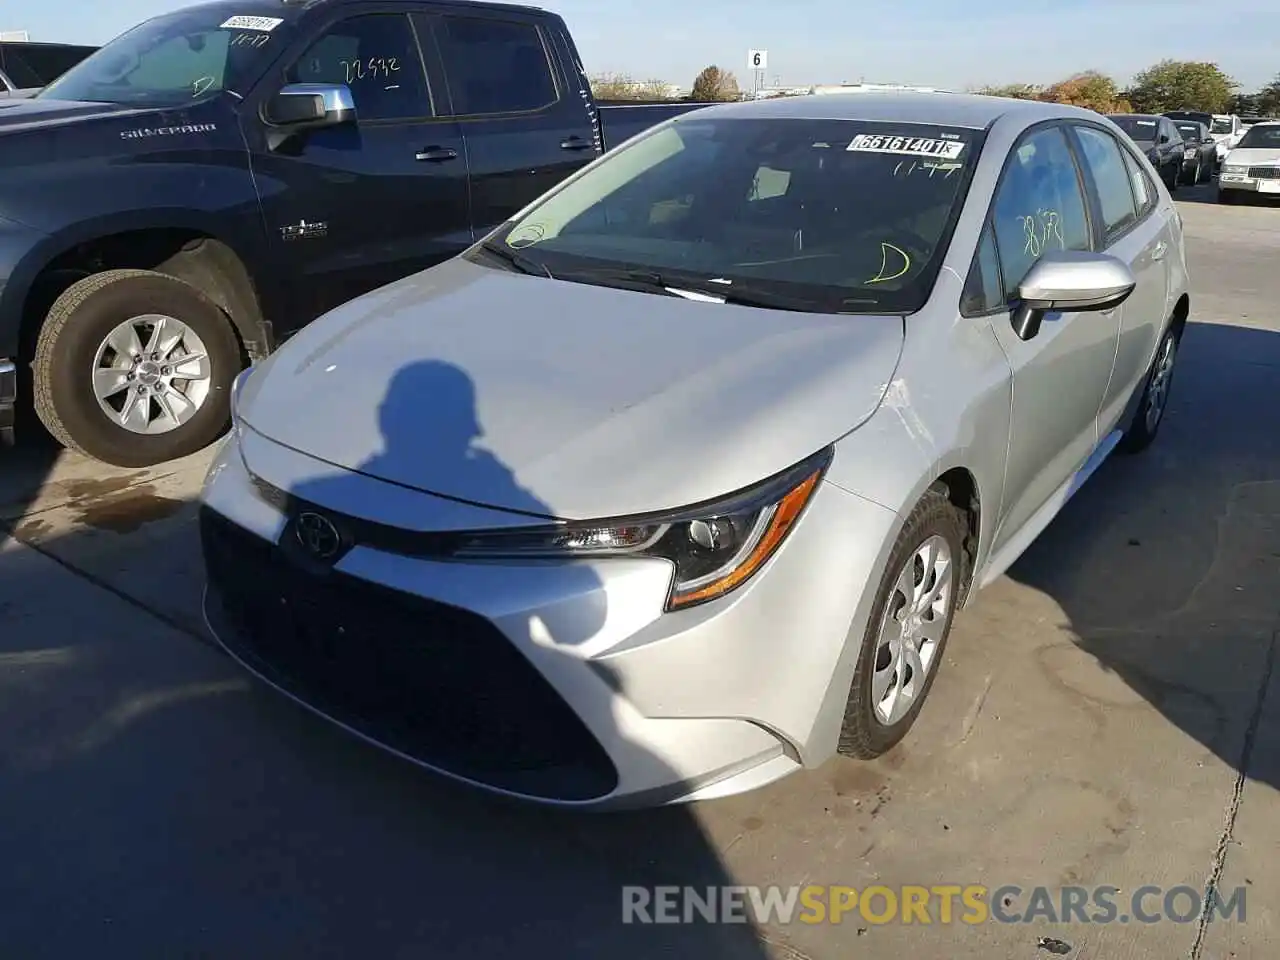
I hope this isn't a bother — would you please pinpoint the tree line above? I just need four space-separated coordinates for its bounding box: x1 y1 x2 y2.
591 60 1280 116
974 62 1280 116
591 65 742 102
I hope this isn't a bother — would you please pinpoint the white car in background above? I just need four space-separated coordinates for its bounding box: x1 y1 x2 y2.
1218 121 1280 203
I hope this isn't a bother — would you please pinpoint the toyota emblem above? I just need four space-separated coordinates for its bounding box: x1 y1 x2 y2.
294 511 342 560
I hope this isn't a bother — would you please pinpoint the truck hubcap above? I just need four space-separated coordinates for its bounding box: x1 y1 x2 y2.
92 314 212 435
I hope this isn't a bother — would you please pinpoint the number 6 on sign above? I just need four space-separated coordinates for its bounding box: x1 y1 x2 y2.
748 49 768 70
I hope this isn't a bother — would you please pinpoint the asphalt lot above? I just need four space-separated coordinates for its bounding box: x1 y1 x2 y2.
2 181 1278 959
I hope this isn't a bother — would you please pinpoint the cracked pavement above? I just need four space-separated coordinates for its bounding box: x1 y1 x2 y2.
0 183 1278 958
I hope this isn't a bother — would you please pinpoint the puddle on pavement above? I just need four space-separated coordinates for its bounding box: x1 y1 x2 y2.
18 474 193 535
71 483 189 534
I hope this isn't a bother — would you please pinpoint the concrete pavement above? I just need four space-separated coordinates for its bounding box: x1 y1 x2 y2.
1 181 1278 958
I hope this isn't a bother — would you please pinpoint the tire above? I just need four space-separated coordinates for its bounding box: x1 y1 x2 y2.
1198 158 1211 184
1118 323 1180 455
838 489 969 759
32 269 242 467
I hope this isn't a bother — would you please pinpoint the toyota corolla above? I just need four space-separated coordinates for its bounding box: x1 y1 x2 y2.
200 93 1190 809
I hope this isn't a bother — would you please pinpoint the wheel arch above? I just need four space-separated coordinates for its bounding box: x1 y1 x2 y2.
12 216 272 371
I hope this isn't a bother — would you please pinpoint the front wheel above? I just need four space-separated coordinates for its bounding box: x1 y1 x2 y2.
32 269 242 467
838 490 968 759
1118 325 1179 455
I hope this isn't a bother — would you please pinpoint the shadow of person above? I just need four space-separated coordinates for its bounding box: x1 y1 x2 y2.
1006 319 1280 793
200 358 775 958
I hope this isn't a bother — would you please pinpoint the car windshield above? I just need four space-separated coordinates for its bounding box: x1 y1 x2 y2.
1111 116 1159 141
1210 118 1235 134
1236 125 1280 149
37 8 291 105
481 117 983 314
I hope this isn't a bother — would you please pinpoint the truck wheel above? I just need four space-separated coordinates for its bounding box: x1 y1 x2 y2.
838 490 968 759
32 269 241 467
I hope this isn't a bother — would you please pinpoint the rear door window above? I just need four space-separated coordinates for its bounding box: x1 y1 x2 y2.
1073 126 1138 242
436 16 558 115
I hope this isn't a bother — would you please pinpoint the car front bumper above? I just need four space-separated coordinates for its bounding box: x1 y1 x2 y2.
1218 173 1280 195
199 426 899 809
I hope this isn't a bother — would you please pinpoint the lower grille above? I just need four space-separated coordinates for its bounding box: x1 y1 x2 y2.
200 506 618 801
1247 166 1280 179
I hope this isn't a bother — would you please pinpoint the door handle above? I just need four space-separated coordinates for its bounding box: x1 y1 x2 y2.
415 146 458 162
560 136 592 151
1152 241 1167 261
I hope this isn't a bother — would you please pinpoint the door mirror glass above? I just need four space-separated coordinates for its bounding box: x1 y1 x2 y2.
264 82 356 129
1158 132 1170 143
1011 250 1136 340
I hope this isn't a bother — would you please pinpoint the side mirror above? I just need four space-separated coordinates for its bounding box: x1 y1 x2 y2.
264 82 355 132
1010 251 1136 341
1158 132 1170 143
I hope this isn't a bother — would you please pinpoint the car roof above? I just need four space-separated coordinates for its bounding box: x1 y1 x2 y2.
687 91 1100 130
1109 113 1161 121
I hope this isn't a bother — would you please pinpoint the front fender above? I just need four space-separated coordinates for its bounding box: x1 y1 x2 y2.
824 276 1013 601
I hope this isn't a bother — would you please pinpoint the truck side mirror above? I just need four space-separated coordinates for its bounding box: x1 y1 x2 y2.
264 83 356 132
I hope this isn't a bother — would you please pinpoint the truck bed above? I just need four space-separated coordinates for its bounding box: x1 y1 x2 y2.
597 100 716 148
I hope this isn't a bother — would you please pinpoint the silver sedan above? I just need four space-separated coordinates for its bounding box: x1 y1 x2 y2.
200 92 1191 809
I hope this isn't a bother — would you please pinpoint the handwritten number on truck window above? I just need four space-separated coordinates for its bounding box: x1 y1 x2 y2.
229 31 270 48
339 57 401 84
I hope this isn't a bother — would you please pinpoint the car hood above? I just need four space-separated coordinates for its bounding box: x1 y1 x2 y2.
0 95 152 132
1224 147 1280 166
237 257 905 521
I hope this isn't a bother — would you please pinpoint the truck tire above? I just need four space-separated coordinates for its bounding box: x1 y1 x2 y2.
838 490 968 760
32 269 241 467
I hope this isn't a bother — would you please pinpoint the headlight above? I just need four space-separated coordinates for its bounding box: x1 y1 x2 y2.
452 446 832 611
1222 164 1246 175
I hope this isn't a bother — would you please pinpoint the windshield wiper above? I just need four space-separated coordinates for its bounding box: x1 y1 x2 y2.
564 267 847 313
479 240 553 278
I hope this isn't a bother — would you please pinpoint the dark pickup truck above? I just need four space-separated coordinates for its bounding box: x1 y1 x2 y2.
0 40 99 96
0 0 711 466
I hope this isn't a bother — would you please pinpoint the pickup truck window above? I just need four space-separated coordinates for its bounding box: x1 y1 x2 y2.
489 117 983 314
285 14 431 121
38 7 287 105
436 16 557 115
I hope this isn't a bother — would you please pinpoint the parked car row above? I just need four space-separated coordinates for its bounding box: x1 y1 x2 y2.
1217 120 1280 203
0 0 716 464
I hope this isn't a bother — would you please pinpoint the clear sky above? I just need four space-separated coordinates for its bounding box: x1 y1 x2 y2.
11 0 1280 92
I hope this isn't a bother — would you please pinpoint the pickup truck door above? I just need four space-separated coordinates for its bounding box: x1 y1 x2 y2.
416 10 599 237
243 8 471 333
